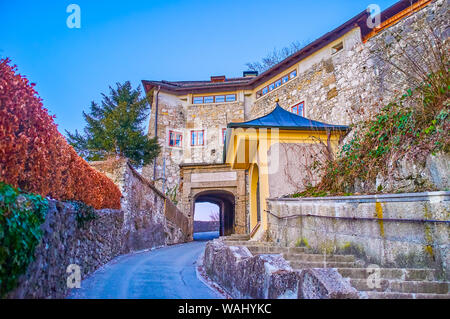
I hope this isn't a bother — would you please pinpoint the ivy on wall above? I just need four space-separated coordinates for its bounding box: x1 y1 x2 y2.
0 182 48 298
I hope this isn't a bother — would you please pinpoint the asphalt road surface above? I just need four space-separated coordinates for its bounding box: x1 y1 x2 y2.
68 231 221 299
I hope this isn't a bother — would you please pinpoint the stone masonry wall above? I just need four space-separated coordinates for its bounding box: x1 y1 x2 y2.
142 93 245 204
8 201 124 299
203 239 358 299
143 92 186 196
252 0 449 194
251 0 448 127
91 158 189 246
141 0 448 212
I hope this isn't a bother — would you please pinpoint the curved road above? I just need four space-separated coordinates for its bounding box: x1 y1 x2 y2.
69 232 221 299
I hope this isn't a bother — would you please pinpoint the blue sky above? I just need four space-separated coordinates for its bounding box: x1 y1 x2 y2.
1 0 398 222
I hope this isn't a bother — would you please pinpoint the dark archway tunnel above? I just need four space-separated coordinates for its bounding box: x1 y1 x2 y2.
194 190 235 237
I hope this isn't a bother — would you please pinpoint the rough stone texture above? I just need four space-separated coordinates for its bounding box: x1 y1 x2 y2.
7 159 189 299
298 269 358 299
203 239 357 299
91 158 189 245
8 201 124 299
253 0 449 194
267 191 450 280
180 164 248 237
142 92 245 203
267 142 329 198
370 151 450 194
141 1 449 214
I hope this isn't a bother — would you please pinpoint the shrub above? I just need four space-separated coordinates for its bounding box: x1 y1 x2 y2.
0 182 48 298
0 58 121 209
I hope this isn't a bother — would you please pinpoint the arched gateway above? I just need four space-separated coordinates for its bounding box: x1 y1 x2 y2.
179 163 247 241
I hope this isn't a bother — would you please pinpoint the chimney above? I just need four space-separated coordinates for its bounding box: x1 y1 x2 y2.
243 71 258 78
211 75 226 83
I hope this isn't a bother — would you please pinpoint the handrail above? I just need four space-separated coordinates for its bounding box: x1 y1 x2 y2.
265 210 450 224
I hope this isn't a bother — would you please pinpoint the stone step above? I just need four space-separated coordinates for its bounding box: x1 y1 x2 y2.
222 236 251 241
365 291 450 299
337 268 437 281
283 253 355 263
224 241 273 246
290 261 357 269
350 279 449 294
247 246 306 254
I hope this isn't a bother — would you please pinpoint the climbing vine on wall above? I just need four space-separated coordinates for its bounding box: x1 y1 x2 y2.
0 182 48 298
293 21 450 196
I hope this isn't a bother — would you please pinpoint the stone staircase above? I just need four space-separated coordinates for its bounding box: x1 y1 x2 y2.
222 236 450 299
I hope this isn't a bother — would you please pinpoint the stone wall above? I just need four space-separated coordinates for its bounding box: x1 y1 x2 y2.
203 239 358 299
267 142 329 198
8 201 123 299
140 0 448 219
7 159 189 299
252 0 449 194
251 0 448 127
142 92 245 203
267 191 450 280
194 221 220 233
90 158 189 246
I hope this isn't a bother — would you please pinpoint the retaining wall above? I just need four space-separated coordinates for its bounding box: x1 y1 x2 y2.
267 192 450 280
7 159 188 298
203 239 358 299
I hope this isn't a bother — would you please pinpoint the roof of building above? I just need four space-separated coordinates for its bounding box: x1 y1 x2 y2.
142 0 424 95
227 103 349 131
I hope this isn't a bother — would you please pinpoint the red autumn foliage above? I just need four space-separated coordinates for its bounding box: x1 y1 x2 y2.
0 58 121 209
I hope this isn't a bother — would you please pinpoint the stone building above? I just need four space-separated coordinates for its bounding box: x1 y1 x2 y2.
141 0 446 239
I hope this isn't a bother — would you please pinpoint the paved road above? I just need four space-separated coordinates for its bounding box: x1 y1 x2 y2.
69 231 221 299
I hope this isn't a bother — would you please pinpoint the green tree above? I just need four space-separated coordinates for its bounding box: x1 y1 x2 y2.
66 81 160 167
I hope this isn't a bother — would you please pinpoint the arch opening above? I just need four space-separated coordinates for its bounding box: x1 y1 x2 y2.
194 190 236 237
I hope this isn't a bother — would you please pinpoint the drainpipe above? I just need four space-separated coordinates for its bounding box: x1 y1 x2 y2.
153 86 161 181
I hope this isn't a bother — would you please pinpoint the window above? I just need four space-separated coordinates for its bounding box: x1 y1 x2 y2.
169 131 182 147
290 70 297 79
256 69 298 99
191 130 204 146
275 79 282 88
193 97 203 104
226 94 236 102
332 42 344 54
222 128 227 144
291 101 305 116
192 94 236 104
204 96 214 103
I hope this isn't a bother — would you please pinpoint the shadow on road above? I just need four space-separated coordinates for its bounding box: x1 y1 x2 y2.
193 231 219 242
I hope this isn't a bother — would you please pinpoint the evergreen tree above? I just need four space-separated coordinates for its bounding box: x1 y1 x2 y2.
66 81 160 167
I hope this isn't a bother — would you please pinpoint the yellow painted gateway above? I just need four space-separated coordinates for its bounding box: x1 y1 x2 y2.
224 102 349 239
